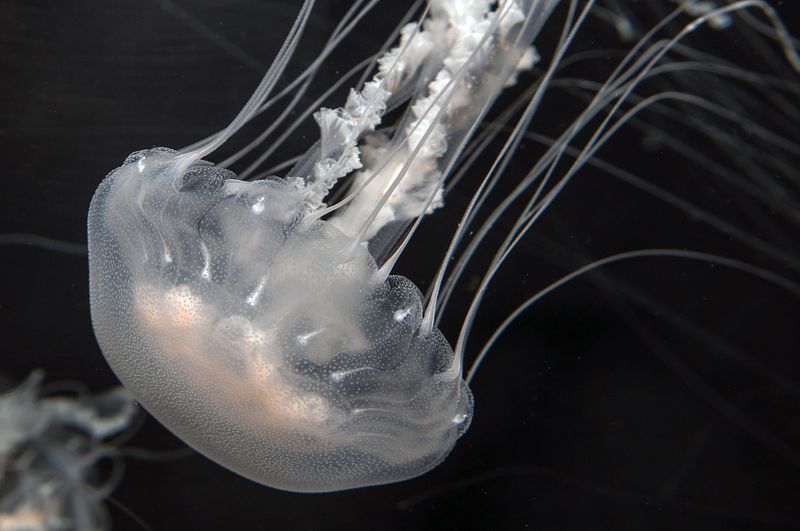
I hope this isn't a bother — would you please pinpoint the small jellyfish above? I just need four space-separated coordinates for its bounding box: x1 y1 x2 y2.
87 0 800 495
0 372 136 531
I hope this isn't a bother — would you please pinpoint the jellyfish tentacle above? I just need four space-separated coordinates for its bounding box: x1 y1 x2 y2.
182 0 378 159
178 0 316 166
440 1 800 373
225 55 376 176
231 0 392 176
468 248 800 383
0 233 87 255
329 0 555 256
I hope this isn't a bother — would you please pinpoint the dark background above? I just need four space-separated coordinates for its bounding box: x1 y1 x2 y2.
2 1 800 530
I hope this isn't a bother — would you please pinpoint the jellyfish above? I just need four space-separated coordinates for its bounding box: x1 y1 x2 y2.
0 372 136 531
85 0 800 498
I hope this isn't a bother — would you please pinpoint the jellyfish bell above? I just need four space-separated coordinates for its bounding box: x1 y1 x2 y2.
88 146 472 492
